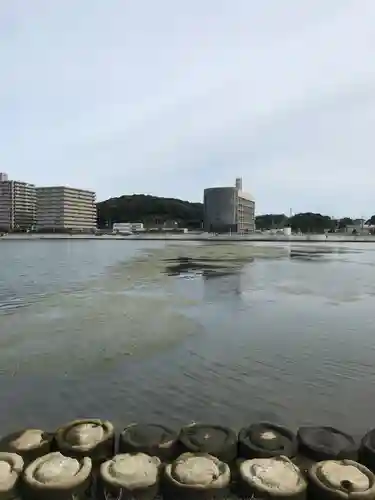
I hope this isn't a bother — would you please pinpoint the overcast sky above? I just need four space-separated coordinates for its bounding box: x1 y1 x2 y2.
1 1 375 216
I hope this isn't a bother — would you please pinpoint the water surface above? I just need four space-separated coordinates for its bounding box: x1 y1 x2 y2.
0 239 374 439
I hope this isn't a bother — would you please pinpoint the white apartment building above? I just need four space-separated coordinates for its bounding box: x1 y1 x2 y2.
0 173 36 231
36 186 97 232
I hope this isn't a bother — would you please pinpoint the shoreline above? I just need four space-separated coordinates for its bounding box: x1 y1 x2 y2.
1 233 375 243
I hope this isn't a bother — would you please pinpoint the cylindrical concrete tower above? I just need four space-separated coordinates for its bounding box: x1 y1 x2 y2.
203 187 237 233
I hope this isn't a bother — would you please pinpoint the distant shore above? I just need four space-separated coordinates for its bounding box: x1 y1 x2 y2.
1 233 375 243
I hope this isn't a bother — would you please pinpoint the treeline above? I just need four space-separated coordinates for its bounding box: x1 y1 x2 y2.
97 195 375 233
97 194 203 229
255 214 375 233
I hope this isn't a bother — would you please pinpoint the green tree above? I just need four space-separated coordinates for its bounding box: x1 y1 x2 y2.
338 217 353 229
289 213 335 233
255 214 288 230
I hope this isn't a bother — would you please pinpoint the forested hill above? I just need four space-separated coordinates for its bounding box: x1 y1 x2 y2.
97 194 375 233
96 194 203 229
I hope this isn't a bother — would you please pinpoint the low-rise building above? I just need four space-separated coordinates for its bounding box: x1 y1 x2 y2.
113 222 144 233
36 186 97 232
0 173 36 231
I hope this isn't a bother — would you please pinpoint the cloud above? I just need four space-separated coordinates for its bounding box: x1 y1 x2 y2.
1 0 375 215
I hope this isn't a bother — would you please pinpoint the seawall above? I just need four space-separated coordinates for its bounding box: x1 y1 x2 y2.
1 233 375 243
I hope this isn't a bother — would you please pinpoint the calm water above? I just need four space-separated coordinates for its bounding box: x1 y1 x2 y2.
1 239 375 439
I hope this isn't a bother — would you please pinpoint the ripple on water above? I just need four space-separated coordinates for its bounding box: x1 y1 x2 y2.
1 241 375 437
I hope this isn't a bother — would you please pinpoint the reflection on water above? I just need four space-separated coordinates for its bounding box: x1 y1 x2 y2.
288 244 364 261
290 249 330 261
163 255 253 278
1 241 375 439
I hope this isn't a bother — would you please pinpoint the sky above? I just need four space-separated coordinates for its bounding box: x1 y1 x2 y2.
1 1 375 217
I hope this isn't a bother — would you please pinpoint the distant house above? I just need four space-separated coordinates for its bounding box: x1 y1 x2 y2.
345 222 373 234
112 222 144 233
